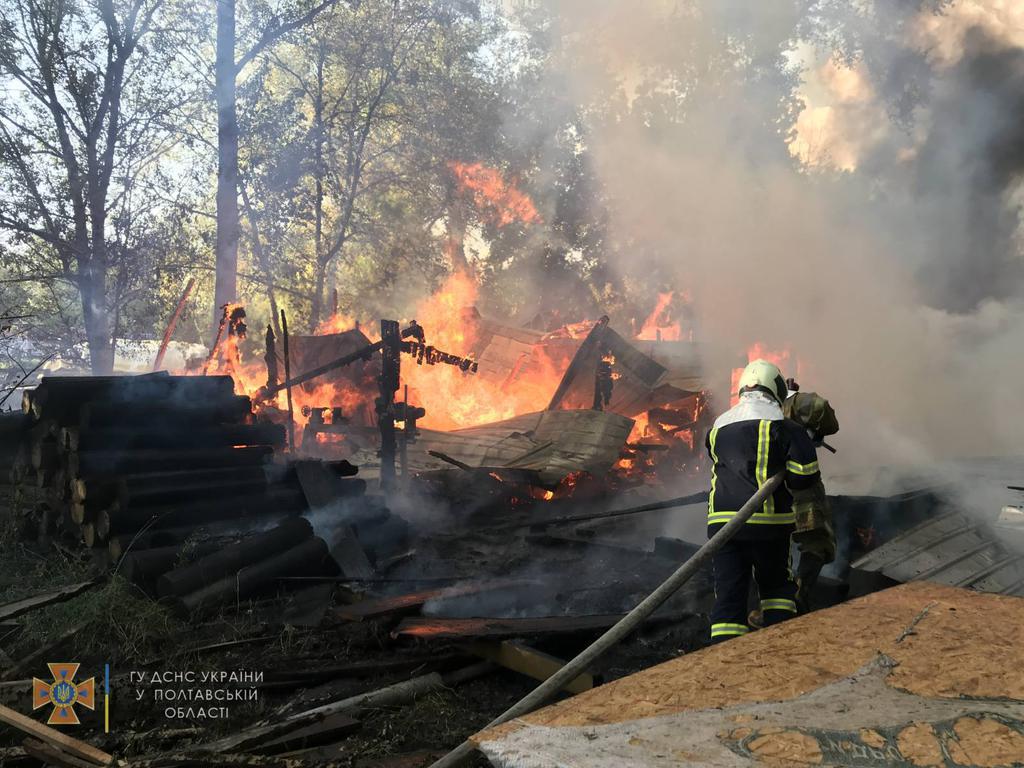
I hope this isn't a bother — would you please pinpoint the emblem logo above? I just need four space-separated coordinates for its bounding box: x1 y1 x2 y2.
32 663 95 725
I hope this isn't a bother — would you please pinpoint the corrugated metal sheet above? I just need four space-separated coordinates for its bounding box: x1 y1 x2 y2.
851 510 1024 597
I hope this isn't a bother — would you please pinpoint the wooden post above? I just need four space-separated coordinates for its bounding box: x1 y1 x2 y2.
378 319 400 489
280 309 296 451
203 304 230 375
264 324 278 391
546 315 609 411
153 278 195 371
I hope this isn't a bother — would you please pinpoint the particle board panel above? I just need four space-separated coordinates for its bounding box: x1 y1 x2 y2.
474 582 1024 747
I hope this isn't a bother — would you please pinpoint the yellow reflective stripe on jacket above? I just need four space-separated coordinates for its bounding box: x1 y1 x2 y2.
756 420 774 516
710 622 749 637
708 427 719 515
760 598 797 613
786 459 820 476
708 511 797 525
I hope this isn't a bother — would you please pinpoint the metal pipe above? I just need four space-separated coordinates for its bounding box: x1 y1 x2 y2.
428 471 787 768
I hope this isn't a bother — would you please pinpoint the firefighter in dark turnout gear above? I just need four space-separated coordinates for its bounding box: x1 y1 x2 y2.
705 359 824 642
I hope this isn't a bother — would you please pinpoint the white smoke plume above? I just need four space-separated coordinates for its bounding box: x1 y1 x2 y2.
522 0 1024 468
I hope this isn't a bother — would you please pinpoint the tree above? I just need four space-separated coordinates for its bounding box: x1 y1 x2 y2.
0 0 182 373
245 0 500 328
211 0 344 341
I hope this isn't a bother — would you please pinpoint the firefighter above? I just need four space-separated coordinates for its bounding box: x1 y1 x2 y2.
783 380 838 613
705 359 825 642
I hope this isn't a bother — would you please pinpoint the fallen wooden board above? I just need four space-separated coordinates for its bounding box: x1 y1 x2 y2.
328 525 374 579
0 702 112 765
198 662 493 754
392 614 626 641
0 581 99 622
332 578 530 622
258 652 471 692
253 712 360 755
294 460 347 509
467 640 596 695
524 533 651 557
22 737 99 768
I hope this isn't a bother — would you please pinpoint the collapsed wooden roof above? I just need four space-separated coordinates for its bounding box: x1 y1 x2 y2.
409 409 635 486
465 310 708 418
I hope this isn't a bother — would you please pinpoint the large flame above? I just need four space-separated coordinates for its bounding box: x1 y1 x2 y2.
730 343 797 406
636 291 684 341
400 272 566 430
449 161 541 227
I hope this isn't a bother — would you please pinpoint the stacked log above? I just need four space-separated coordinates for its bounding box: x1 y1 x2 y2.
14 371 388 616
0 411 36 539
19 372 295 550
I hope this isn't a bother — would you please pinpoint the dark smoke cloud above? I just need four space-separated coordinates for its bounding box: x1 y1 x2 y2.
911 27 1024 311
513 1 1024 465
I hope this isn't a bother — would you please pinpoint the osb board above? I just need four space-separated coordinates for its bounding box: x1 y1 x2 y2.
475 582 1024 744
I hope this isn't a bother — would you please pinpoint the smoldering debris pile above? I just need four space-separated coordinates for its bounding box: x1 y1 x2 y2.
1 369 1019 766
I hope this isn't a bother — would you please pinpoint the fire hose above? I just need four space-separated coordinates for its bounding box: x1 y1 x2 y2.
428 471 786 768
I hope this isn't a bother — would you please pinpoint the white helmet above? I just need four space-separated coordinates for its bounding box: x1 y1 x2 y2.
737 359 787 405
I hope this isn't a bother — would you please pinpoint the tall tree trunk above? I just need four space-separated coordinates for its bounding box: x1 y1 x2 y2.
311 46 326 332
444 178 470 275
83 188 114 374
214 0 240 344
79 260 113 375
311 260 327 331
239 182 281 337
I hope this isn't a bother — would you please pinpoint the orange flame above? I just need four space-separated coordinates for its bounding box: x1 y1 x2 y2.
449 162 541 227
636 292 683 341
399 272 567 430
316 312 360 335
731 343 796 406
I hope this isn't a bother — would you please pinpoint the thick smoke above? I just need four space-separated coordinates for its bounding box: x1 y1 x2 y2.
521 0 1024 467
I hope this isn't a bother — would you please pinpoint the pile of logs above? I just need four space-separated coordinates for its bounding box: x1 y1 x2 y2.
122 517 338 616
17 372 297 553
0 411 33 537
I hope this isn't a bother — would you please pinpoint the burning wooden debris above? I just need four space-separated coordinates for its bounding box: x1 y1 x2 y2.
2 310 1003 768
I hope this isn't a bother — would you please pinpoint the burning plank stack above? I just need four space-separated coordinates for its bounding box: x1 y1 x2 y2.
18 372 300 552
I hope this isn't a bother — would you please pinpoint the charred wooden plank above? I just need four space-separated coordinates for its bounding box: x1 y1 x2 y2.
292 459 364 510
253 712 360 755
332 578 530 622
157 517 313 598
326 525 374 580
466 640 596 694
392 614 627 641
21 737 102 768
0 581 99 622
0 703 112 765
257 652 471 692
